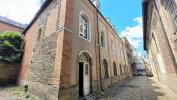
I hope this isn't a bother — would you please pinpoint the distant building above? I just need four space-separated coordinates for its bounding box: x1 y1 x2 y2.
0 16 27 33
143 0 177 93
133 56 146 76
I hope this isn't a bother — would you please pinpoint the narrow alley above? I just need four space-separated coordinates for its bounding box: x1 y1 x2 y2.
99 76 177 100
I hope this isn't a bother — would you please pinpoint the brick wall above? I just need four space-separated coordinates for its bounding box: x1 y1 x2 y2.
0 22 23 33
0 63 20 86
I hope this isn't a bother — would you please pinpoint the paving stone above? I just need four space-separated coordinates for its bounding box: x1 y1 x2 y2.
99 76 177 100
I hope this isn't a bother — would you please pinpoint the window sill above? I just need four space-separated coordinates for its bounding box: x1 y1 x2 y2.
79 35 91 42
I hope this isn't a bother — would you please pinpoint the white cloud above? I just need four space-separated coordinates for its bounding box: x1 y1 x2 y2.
120 17 143 49
0 0 41 24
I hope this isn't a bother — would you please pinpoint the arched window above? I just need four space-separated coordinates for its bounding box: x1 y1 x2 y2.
111 40 115 55
102 59 108 78
100 32 105 48
79 15 90 40
113 62 117 76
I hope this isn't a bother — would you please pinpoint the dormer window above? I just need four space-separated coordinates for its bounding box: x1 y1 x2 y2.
79 15 90 40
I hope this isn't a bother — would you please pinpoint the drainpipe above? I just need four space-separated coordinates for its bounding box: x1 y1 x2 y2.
96 11 103 91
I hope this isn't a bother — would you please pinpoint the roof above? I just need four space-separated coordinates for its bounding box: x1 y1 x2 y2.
22 0 125 46
0 16 27 29
23 0 121 36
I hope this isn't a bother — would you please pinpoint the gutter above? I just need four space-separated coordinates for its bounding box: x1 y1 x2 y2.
142 0 148 50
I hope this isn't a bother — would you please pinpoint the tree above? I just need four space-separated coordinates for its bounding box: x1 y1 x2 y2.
0 31 24 63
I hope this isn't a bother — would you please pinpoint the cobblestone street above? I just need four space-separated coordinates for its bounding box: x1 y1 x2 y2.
99 76 177 100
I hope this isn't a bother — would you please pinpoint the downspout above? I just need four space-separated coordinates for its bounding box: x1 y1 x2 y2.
96 11 103 91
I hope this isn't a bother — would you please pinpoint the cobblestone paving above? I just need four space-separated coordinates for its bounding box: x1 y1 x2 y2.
99 76 177 100
0 77 177 100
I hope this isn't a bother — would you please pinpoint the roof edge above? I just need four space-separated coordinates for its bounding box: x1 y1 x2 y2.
22 0 52 35
142 0 148 50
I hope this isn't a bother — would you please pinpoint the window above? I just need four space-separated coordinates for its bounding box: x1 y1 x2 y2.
101 32 105 48
120 64 122 75
37 27 43 41
85 63 89 75
102 59 108 78
80 15 90 40
113 62 117 76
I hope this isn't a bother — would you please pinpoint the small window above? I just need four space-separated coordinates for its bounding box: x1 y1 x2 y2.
85 63 89 75
101 32 105 48
79 15 90 40
111 40 115 55
113 62 117 76
37 27 43 41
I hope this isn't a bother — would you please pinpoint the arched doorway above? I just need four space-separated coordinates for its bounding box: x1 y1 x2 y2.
78 52 91 96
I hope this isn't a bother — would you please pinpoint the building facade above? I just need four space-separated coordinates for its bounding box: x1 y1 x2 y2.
0 16 26 33
143 0 177 93
18 0 133 99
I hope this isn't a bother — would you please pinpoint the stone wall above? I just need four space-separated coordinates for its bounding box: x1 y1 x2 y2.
145 0 177 95
27 33 58 99
28 33 57 85
0 63 20 86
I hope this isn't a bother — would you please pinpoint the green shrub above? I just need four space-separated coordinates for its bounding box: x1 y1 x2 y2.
95 90 106 98
0 31 24 63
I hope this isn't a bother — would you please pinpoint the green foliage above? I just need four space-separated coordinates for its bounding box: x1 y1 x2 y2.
0 31 24 63
95 90 106 98
7 86 39 100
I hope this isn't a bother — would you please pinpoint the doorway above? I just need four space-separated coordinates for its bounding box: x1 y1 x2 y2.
78 52 91 97
79 62 90 96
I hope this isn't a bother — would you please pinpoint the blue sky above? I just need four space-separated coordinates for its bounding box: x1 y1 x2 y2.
99 0 144 56
0 0 144 56
100 0 142 31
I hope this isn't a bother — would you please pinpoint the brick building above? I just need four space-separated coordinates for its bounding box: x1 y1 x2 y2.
18 0 133 99
0 16 26 33
143 0 177 94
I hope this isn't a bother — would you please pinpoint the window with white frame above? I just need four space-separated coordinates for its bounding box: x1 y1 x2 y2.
80 15 90 40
